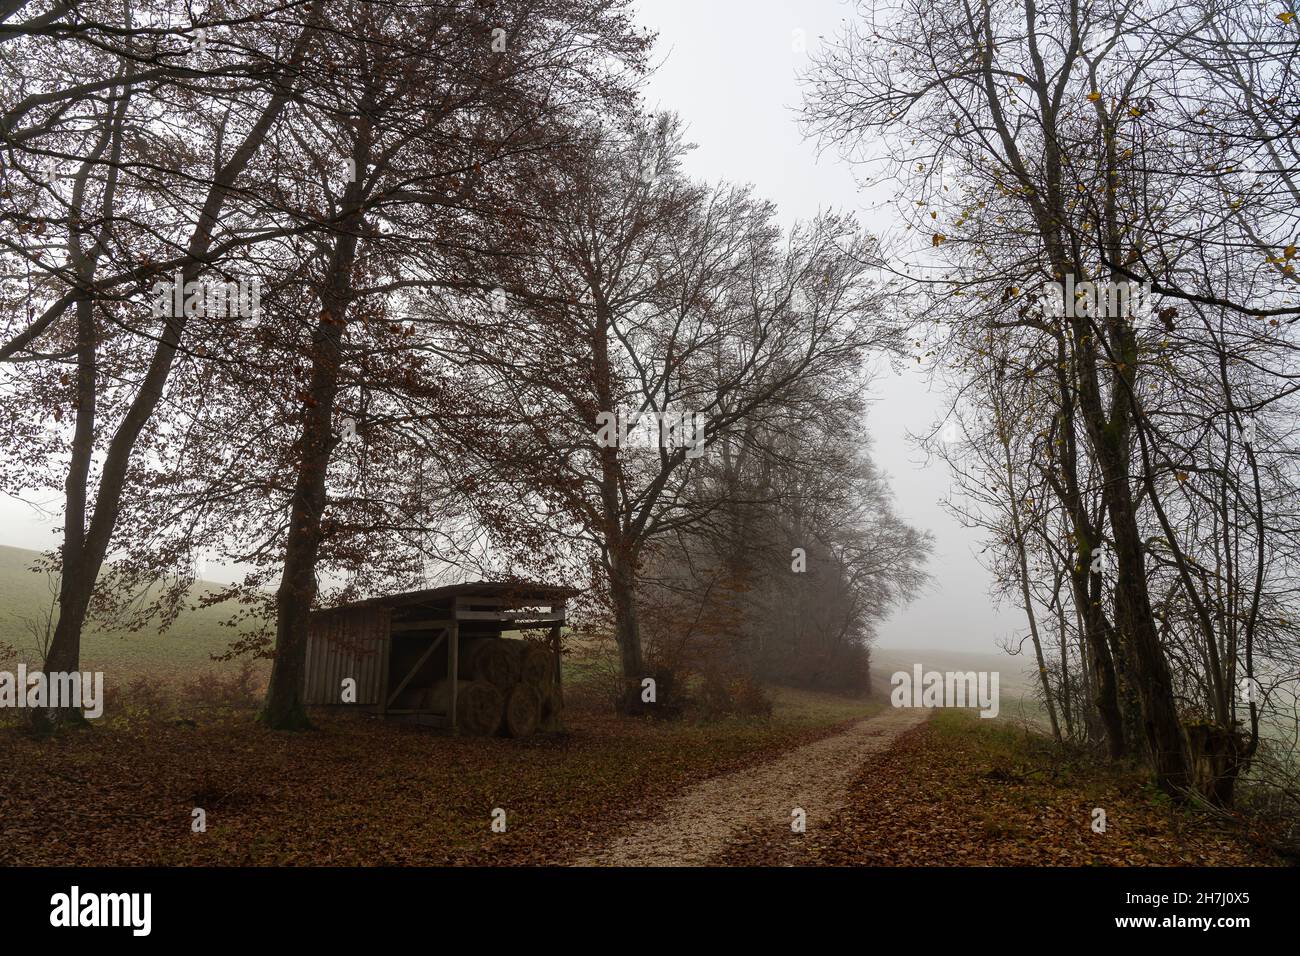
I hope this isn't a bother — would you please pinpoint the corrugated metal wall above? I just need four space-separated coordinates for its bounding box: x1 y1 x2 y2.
303 606 390 706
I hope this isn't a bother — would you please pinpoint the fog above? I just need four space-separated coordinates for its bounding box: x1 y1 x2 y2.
0 0 1019 653
634 0 1018 651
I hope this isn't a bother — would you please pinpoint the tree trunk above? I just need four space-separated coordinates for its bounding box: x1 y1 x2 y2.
40 72 295 728
259 306 348 730
994 389 1061 743
1078 317 1189 790
37 101 128 728
1184 722 1247 808
261 516 321 731
1046 345 1126 759
259 124 367 729
608 548 645 714
1054 593 1074 739
1073 566 1127 759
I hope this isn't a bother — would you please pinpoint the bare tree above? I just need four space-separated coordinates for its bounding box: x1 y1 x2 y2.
430 115 896 710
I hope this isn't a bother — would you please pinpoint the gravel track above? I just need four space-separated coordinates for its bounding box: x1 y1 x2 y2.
578 708 929 866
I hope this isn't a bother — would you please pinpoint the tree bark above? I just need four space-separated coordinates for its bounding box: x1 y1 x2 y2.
40 65 297 726
608 546 646 713
994 379 1061 743
260 168 365 729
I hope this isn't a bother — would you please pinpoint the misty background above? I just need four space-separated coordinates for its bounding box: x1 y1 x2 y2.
0 0 1018 655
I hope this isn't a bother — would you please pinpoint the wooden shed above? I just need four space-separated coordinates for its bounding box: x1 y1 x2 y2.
302 582 574 734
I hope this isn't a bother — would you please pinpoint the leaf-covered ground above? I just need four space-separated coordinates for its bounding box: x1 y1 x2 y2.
2 686 1278 866
714 710 1280 866
0 687 879 866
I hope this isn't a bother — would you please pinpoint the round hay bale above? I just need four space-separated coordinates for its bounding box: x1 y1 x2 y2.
537 681 564 734
501 683 541 738
503 639 555 687
428 679 503 736
457 637 520 690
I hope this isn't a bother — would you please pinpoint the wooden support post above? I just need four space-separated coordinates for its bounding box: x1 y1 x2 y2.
551 602 564 705
449 599 460 735
379 629 392 717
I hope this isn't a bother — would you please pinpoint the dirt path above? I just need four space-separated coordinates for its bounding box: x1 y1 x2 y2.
577 708 929 866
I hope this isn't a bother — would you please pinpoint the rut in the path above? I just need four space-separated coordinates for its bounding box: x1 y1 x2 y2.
577 708 929 866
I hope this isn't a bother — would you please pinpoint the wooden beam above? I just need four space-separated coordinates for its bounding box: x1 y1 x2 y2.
389 619 455 633
385 712 451 726
550 621 563 706
385 629 447 708
449 603 460 735
404 714 451 727
379 628 392 717
455 610 565 623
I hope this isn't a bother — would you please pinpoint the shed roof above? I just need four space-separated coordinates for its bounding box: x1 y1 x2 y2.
317 581 578 614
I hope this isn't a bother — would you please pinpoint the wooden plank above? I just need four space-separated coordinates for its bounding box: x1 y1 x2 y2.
379 622 391 717
550 621 563 705
389 619 455 633
366 607 390 706
455 610 565 623
449 600 460 735
389 712 451 727
385 629 447 708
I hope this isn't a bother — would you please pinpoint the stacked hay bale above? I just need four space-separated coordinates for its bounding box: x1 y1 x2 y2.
499 638 562 737
430 635 560 736
536 681 563 733
457 636 520 689
501 683 541 737
527 643 564 734
426 679 503 736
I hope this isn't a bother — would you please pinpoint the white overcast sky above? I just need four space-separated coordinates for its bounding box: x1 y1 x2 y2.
0 0 1019 653
634 0 1018 651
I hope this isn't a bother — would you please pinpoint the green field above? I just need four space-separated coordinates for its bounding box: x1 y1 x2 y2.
0 544 886 726
0 544 265 680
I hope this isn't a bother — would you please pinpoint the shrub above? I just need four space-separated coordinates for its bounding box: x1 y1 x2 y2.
119 674 174 721
693 666 772 720
729 674 773 718
183 661 262 710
